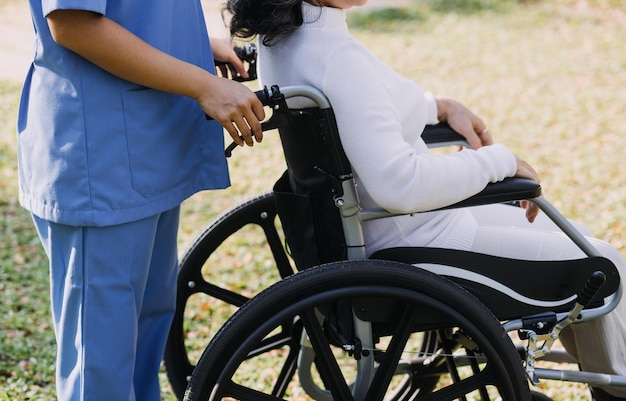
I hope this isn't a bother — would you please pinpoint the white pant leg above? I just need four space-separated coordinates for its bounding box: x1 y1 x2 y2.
468 204 626 397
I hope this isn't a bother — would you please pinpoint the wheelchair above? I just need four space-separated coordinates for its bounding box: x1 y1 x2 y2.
164 79 625 400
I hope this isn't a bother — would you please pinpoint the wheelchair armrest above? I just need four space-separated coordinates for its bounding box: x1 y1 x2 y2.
422 122 469 148
422 123 541 208
440 177 542 210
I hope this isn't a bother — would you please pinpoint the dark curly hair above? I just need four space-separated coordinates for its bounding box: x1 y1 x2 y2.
225 0 306 46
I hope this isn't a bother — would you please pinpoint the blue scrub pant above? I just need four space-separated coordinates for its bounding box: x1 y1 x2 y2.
33 207 180 401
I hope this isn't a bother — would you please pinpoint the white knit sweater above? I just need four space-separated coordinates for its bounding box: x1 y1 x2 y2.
259 2 518 254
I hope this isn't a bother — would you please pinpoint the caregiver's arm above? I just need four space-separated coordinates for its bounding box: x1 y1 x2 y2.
47 9 264 146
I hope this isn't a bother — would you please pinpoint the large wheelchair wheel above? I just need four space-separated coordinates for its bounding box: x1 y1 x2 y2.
164 192 296 398
185 260 530 401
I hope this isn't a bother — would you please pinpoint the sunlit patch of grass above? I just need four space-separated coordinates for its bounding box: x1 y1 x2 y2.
424 0 517 14
348 6 427 30
347 0 520 31
351 1 626 249
0 81 57 400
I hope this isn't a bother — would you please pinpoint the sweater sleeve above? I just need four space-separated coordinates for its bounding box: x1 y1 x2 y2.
321 44 518 213
424 91 439 125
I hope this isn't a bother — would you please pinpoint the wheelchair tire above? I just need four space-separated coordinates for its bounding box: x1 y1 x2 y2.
164 192 296 399
184 260 530 401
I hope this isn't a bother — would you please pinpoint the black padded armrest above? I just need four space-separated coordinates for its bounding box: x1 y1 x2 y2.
440 177 542 210
422 122 467 146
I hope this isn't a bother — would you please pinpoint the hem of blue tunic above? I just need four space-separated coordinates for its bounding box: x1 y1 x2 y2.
19 177 230 227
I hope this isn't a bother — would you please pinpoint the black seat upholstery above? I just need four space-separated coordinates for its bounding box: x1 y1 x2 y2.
370 247 619 320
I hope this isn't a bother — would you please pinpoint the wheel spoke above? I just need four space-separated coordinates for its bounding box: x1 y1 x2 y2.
300 309 355 401
194 279 249 307
263 224 295 279
234 319 303 397
222 380 286 401
366 303 419 401
415 368 498 401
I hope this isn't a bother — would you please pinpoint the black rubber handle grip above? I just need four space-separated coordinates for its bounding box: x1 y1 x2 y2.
206 88 269 122
577 271 606 307
223 88 273 157
254 88 270 106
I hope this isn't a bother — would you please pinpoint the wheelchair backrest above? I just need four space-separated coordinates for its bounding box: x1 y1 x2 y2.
273 105 351 270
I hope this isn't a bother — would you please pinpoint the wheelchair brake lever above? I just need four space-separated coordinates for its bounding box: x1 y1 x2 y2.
522 271 607 384
576 270 607 307
554 270 606 334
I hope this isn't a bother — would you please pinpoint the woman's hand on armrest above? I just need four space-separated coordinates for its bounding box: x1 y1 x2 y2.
435 96 492 149
514 154 541 223
432 94 540 222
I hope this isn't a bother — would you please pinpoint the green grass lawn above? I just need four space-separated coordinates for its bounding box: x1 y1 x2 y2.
1 0 625 399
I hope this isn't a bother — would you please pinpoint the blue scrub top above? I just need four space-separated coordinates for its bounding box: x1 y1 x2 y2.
18 0 230 226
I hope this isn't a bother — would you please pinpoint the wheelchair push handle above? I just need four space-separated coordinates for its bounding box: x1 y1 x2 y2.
254 86 271 106
210 86 268 157
214 43 258 82
225 86 291 157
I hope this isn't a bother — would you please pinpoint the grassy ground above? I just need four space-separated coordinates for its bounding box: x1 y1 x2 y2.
1 0 625 399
